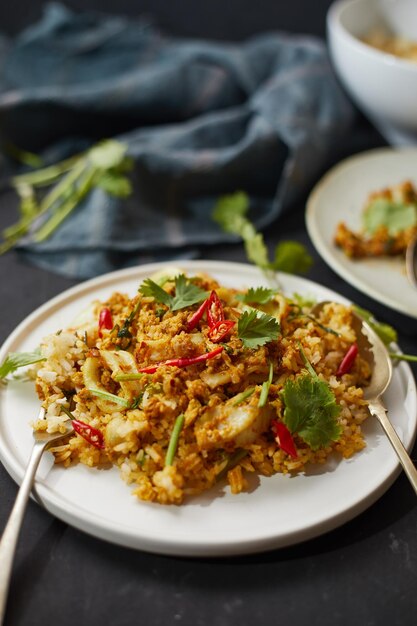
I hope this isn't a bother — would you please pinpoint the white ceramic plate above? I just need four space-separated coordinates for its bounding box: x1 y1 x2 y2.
0 260 416 557
306 148 417 318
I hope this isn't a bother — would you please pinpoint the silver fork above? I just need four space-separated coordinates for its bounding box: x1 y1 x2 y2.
0 408 72 625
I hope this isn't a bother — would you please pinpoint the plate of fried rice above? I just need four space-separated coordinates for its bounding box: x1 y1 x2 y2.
0 260 416 556
306 148 417 318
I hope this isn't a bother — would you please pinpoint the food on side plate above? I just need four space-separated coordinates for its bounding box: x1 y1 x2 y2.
29 270 371 505
334 180 417 259
362 29 417 64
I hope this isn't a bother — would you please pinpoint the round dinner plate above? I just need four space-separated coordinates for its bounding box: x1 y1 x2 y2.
306 148 417 318
0 260 416 557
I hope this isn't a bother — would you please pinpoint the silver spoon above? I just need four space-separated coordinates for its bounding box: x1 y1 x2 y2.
405 236 417 288
313 302 417 495
0 408 72 625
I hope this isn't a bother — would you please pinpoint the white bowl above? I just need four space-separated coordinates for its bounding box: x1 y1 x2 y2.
327 0 417 144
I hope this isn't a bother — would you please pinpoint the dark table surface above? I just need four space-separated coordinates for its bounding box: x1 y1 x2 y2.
1 2 417 625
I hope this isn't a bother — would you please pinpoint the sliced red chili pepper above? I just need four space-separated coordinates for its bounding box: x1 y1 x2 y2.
336 343 358 376
208 320 236 343
98 307 113 337
271 419 298 459
187 298 209 331
138 346 224 374
72 419 105 449
207 290 225 328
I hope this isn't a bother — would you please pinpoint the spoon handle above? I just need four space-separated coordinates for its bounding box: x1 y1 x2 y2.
0 441 46 625
368 399 417 496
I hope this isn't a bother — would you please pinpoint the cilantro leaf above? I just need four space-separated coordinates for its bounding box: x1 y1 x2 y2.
272 241 313 274
0 350 45 380
96 172 132 198
170 274 208 311
139 278 172 307
353 305 397 345
139 275 208 311
236 287 276 304
237 310 280 349
281 373 341 449
212 191 250 233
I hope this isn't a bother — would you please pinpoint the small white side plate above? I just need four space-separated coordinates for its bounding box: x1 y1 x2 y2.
306 148 417 318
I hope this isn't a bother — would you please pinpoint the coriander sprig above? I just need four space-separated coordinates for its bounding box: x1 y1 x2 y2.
0 350 45 381
139 274 208 311
237 309 280 349
1 140 133 254
212 191 313 278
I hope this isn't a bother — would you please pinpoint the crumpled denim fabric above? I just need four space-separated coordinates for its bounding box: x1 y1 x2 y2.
0 3 353 278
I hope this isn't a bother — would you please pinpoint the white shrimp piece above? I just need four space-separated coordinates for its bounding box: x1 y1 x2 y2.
195 404 274 449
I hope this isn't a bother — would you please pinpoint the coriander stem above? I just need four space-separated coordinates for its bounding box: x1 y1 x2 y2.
34 166 95 242
388 352 417 362
298 341 318 378
11 153 82 187
114 373 143 381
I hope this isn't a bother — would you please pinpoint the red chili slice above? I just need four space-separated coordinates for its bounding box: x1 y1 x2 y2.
187 298 209 331
207 290 225 327
208 320 235 343
138 346 224 374
98 307 113 337
72 420 105 449
336 343 358 376
271 420 298 459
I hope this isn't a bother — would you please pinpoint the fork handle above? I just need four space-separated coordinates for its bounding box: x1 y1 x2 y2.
368 399 417 496
0 441 47 625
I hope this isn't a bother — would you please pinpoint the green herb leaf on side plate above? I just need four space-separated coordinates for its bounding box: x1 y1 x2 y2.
363 198 417 236
237 309 280 349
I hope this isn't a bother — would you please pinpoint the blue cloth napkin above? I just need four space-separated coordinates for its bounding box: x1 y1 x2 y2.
0 3 353 279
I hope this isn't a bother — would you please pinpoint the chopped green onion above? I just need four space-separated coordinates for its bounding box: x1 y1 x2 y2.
232 387 255 406
258 361 274 408
87 388 130 408
113 373 143 381
216 449 249 480
165 414 185 466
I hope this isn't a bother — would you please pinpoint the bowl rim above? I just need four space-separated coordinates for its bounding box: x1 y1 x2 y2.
327 0 417 74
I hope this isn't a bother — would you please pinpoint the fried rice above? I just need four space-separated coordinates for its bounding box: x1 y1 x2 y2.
32 271 371 505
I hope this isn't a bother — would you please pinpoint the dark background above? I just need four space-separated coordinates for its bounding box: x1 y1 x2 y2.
1 2 417 626
1 0 333 39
